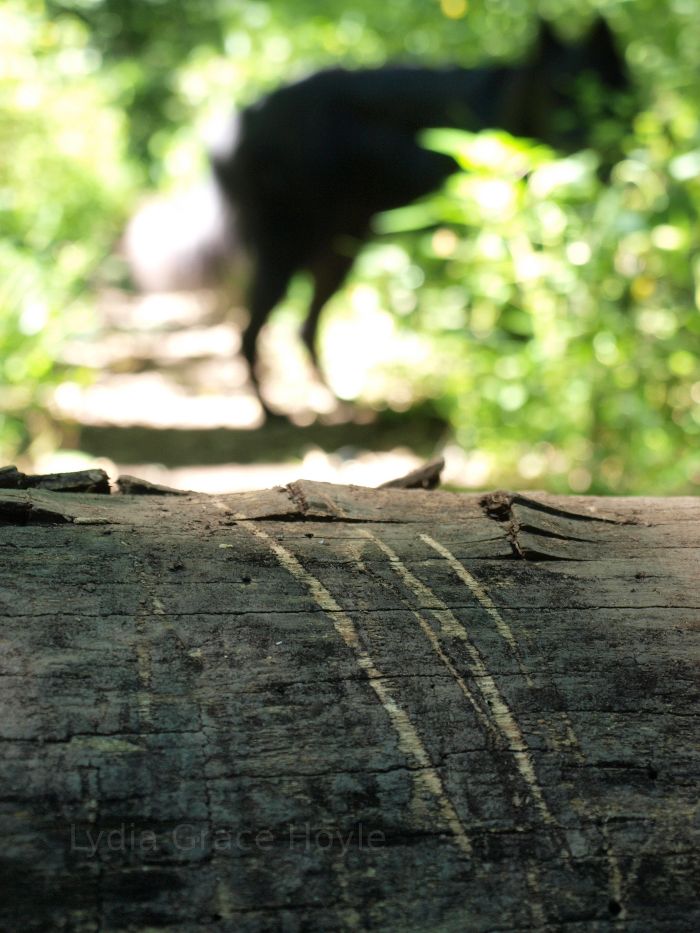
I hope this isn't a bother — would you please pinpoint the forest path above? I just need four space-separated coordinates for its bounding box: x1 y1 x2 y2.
50 288 447 492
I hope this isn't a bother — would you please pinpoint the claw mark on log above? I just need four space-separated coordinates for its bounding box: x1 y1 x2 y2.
419 533 532 686
135 642 152 728
363 530 555 827
215 875 235 920
332 850 364 928
134 593 163 730
367 559 497 736
559 713 585 763
239 522 472 857
602 821 627 921
526 865 547 928
342 539 505 752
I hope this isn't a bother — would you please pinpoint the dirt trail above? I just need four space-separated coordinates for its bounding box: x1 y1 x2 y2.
50 289 446 492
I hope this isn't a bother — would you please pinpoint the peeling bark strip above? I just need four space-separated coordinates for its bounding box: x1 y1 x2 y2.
0 481 698 932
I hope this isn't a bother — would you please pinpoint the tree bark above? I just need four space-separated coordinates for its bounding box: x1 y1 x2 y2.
1 481 698 931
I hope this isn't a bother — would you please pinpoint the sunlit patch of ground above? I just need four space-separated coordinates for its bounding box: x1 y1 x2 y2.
53 290 329 431
34 445 489 495
94 450 424 494
47 287 453 492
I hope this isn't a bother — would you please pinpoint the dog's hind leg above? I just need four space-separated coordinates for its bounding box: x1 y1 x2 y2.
302 247 357 377
241 254 296 408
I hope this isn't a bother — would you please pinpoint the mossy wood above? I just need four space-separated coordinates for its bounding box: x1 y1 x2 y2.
1 482 698 931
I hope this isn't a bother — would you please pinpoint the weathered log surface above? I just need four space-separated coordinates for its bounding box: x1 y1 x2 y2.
0 482 698 932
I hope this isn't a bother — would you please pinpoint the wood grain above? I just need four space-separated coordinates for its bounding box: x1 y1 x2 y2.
0 482 698 930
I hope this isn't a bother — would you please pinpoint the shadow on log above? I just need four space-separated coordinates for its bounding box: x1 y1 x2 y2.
0 479 698 930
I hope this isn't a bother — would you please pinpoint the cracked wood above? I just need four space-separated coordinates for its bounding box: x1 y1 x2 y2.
0 481 698 931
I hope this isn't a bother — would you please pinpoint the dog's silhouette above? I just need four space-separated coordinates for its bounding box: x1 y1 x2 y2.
210 18 629 398
127 18 630 405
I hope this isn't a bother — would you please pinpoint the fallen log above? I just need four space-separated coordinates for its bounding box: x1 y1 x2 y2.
1 480 698 931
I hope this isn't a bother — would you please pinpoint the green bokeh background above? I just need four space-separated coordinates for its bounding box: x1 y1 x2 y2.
1 0 699 492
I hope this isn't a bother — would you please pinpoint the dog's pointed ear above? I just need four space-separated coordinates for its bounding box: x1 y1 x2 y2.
587 16 616 50
583 17 628 89
535 18 565 55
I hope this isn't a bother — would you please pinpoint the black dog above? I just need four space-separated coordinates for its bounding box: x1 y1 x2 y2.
128 19 630 404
